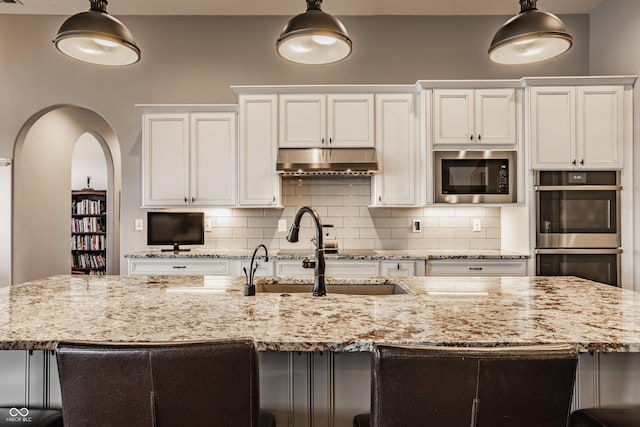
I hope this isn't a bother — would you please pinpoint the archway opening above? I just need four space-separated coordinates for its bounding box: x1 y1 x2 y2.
12 105 121 284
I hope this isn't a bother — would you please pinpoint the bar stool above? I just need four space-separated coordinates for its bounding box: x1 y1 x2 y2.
56 339 275 427
354 343 578 427
570 406 640 427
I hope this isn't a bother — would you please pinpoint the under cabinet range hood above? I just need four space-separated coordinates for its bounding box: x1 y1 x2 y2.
276 148 378 176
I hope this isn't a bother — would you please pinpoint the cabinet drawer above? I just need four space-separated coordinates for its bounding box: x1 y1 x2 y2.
426 260 527 276
275 260 379 277
128 259 230 275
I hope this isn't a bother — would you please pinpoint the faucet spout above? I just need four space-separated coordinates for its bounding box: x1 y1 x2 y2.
245 244 269 296
286 207 326 296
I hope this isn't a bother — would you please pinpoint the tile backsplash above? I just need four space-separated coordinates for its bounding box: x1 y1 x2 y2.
203 177 501 251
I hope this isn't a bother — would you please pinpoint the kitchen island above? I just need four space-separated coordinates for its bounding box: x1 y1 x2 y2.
0 274 639 426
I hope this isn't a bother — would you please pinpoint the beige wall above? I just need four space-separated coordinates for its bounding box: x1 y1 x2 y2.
0 14 590 279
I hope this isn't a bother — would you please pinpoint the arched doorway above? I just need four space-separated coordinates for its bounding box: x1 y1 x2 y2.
12 105 121 284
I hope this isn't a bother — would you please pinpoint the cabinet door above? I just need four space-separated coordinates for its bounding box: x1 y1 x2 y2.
327 94 375 147
530 87 576 169
433 89 474 144
577 86 624 169
380 261 416 276
373 93 416 206
142 113 190 206
475 89 517 145
279 94 325 148
239 95 280 206
190 112 237 206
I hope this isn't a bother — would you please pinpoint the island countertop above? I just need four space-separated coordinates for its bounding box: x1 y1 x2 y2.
1 274 638 353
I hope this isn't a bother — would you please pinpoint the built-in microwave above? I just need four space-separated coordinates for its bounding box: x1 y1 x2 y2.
434 151 517 204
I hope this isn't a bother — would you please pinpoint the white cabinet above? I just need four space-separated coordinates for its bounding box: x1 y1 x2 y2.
372 93 418 206
530 86 624 169
238 95 281 207
274 260 379 276
380 261 416 276
279 94 375 148
425 259 527 276
128 258 231 275
239 260 274 278
433 89 517 146
142 110 237 207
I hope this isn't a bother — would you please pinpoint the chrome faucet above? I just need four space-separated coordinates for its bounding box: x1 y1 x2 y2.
286 206 326 296
244 244 268 296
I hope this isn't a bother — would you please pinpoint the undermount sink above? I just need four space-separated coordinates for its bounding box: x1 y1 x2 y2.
254 278 409 295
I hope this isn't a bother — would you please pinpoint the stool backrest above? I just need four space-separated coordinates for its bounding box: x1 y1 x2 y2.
56 339 260 427
371 344 578 427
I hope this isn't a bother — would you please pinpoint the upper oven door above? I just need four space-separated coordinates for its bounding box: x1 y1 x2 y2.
435 151 516 204
535 171 621 248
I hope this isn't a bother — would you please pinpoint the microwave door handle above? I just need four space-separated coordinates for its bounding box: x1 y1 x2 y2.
535 185 622 191
607 200 611 230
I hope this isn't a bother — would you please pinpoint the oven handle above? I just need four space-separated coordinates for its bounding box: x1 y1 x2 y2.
535 248 622 255
534 185 622 191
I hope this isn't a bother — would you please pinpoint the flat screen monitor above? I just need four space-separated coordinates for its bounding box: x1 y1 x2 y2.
147 212 204 252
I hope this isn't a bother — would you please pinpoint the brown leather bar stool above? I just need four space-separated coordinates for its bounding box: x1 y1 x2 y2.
354 344 578 427
56 339 275 427
570 406 640 427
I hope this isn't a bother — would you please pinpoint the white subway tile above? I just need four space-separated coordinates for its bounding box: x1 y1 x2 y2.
217 217 248 228
454 207 487 217
407 239 439 250
439 217 470 228
439 239 470 249
233 228 264 239
469 239 501 250
328 206 360 217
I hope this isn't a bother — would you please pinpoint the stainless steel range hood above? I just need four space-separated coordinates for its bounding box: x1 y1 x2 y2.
276 148 378 176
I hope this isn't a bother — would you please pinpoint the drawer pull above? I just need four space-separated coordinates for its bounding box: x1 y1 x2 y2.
468 267 483 271
172 265 187 269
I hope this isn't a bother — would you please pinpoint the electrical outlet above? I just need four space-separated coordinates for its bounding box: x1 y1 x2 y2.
278 219 287 232
204 218 213 232
412 219 421 233
472 218 481 232
134 218 143 231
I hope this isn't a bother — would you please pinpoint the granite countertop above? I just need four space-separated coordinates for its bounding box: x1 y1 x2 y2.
125 249 530 260
0 274 638 353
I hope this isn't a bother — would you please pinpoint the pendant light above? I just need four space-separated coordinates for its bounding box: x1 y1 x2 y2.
277 0 352 65
53 0 140 66
489 0 572 65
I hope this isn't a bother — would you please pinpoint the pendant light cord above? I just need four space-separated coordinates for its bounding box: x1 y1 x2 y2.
89 0 108 13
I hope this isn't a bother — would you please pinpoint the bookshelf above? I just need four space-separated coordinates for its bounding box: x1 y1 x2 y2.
71 189 106 275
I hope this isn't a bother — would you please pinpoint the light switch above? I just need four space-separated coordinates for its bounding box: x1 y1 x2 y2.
472 218 481 232
412 219 421 233
134 218 144 231
204 218 213 232
278 219 287 232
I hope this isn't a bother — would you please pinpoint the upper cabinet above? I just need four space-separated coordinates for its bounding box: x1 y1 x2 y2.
530 85 624 169
433 88 517 147
279 94 375 148
371 93 418 206
238 94 281 207
141 109 237 207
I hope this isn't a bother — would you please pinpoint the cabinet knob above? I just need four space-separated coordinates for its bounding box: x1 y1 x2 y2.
572 159 577 166
173 265 187 269
329 137 332 144
469 267 483 271
272 196 276 203
191 197 195 203
378 195 382 202
321 137 325 145
184 197 188 203
580 159 584 166
397 263 400 270
477 134 481 141
470 135 474 141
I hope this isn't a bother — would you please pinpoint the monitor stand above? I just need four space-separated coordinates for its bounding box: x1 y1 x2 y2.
161 244 191 252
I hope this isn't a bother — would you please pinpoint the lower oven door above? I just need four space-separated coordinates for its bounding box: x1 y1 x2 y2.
535 248 621 287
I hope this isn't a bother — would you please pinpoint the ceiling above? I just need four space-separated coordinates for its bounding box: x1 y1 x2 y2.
0 0 606 16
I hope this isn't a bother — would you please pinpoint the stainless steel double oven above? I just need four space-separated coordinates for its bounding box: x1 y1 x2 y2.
535 171 621 286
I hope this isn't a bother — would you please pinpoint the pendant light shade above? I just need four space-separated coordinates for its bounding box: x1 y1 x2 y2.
489 0 572 65
53 0 140 66
277 0 352 65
